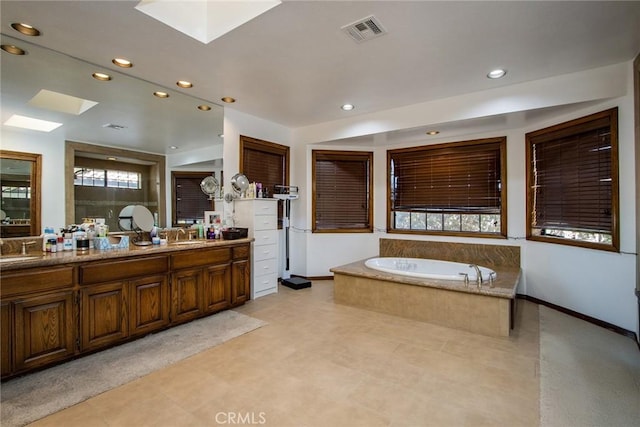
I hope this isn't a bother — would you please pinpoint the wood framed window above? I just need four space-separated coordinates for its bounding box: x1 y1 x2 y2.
171 171 215 226
526 108 619 251
239 135 289 227
312 150 373 233
388 137 507 238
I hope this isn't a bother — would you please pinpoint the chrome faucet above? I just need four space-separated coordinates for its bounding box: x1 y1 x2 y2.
469 264 483 288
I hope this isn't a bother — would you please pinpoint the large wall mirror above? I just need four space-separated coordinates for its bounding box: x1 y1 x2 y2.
1 31 224 234
0 150 41 237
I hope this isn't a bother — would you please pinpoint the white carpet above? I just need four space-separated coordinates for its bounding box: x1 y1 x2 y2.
0 310 266 427
539 305 640 427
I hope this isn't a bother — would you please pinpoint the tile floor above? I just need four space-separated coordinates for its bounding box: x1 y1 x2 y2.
30 280 542 426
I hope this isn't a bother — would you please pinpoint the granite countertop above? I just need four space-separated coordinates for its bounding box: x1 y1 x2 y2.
0 238 253 272
330 258 520 299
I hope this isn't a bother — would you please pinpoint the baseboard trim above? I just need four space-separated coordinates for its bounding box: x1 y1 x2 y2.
517 294 639 349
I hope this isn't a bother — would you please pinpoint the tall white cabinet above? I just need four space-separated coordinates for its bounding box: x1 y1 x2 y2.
233 199 279 299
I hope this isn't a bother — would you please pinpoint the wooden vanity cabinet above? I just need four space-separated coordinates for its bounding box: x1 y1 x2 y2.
78 256 169 351
231 245 251 306
1 302 11 377
170 247 233 323
1 266 75 375
14 290 75 372
1 241 250 379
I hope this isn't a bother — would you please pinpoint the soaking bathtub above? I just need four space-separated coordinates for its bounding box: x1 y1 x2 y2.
330 257 520 337
364 257 496 283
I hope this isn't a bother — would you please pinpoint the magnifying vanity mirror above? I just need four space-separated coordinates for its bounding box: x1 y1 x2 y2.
0 150 41 237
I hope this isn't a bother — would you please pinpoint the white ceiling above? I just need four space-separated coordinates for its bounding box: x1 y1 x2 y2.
1 1 639 154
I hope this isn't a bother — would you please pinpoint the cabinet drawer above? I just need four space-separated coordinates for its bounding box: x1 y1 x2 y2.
254 215 277 231
80 256 168 285
1 266 74 298
253 273 278 293
254 230 278 247
254 200 277 216
232 244 250 260
172 247 231 270
254 258 278 277
253 244 277 262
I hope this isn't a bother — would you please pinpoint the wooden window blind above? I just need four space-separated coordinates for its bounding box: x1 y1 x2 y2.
526 108 619 251
240 136 289 227
172 172 214 225
312 150 373 232
388 137 506 237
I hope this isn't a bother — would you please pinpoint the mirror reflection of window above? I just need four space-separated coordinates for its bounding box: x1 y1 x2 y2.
73 157 155 232
0 150 41 237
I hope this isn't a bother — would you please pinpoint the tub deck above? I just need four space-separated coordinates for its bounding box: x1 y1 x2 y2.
330 259 521 337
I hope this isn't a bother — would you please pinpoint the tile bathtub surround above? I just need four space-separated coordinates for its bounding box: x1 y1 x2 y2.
380 238 520 268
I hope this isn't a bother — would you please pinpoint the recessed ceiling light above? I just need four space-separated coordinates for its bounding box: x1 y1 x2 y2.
107 157 118 161
341 104 355 111
170 145 178 150
487 69 507 79
426 130 440 135
92 72 112 81
177 80 193 88
1 45 26 55
4 114 62 132
221 97 236 103
11 23 41 36
112 58 133 68
154 91 170 98
197 104 211 111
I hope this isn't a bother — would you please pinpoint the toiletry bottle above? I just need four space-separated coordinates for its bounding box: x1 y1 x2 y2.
42 227 56 252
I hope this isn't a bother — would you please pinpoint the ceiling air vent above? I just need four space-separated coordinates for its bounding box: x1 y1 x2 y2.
341 15 387 43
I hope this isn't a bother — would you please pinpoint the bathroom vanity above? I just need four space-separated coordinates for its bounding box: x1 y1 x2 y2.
0 239 251 380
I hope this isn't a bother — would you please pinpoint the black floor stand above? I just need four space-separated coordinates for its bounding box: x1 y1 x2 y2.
281 276 312 290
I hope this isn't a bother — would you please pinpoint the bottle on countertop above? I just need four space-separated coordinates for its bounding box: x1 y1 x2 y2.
42 227 56 252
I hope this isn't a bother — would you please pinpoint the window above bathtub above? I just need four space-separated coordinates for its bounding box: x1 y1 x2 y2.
387 137 507 239
525 108 619 252
312 150 373 233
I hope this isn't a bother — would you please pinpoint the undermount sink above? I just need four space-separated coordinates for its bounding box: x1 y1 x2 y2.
0 256 39 263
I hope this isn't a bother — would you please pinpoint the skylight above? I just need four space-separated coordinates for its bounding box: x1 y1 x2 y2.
4 114 63 132
28 89 98 115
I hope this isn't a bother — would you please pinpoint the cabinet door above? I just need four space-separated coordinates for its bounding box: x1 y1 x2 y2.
14 291 75 372
129 275 170 336
81 282 128 352
203 264 231 313
171 268 203 323
231 259 250 306
1 301 12 377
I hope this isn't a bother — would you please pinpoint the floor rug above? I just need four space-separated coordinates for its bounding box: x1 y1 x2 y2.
539 305 640 426
1 310 267 427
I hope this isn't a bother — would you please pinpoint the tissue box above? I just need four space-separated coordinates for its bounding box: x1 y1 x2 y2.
95 235 129 250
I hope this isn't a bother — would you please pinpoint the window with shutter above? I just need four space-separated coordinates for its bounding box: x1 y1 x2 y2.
388 137 507 238
312 150 373 233
239 135 289 228
171 172 215 226
526 108 619 251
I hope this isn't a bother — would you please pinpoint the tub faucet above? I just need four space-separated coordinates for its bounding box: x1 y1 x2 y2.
469 264 483 288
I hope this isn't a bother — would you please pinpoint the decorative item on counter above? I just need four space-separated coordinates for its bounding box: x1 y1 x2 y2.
256 182 263 198
221 227 248 240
